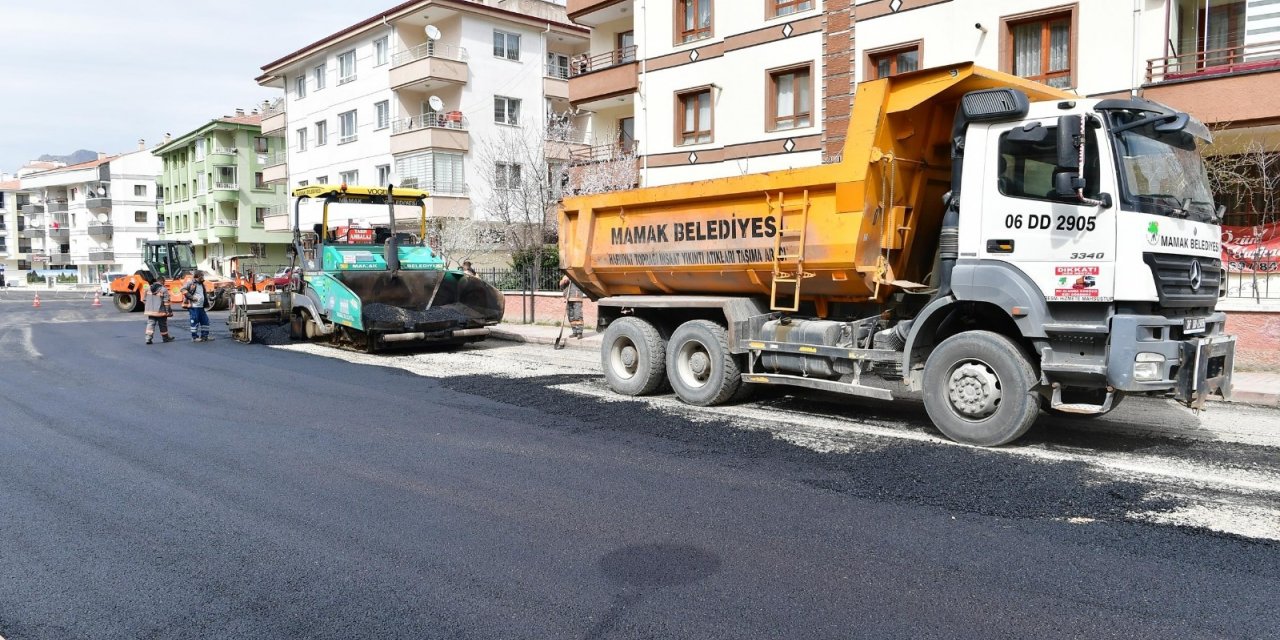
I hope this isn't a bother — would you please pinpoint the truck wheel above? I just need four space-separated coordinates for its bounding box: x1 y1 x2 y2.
922 331 1039 446
114 292 140 313
666 320 742 407
601 317 668 396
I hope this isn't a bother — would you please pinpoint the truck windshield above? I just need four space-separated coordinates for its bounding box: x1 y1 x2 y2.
1109 113 1216 222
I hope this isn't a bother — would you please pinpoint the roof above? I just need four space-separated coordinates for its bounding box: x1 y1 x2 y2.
257 0 587 81
0 179 20 191
217 113 264 126
154 114 267 155
22 155 117 177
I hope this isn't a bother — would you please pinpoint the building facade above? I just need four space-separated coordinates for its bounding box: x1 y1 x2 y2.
154 112 291 274
0 180 35 284
567 0 833 187
18 149 162 284
256 0 589 234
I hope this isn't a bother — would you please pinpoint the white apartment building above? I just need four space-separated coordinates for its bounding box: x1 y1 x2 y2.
0 179 33 283
568 0 831 187
257 0 588 231
19 148 163 283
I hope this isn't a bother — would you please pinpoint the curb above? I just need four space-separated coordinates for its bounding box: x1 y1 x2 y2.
489 327 599 350
1224 390 1280 407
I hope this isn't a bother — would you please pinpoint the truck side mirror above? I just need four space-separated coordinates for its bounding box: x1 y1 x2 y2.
1054 171 1081 198
1056 115 1081 170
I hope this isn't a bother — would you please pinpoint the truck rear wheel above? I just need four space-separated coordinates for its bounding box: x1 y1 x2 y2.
922 331 1039 446
114 292 141 313
666 320 742 407
601 317 668 396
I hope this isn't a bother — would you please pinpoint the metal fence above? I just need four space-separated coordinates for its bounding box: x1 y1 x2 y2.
1224 270 1280 301
474 267 562 292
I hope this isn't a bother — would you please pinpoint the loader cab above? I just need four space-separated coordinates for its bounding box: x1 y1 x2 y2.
142 241 197 281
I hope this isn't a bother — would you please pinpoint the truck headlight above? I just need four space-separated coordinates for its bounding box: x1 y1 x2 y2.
1134 352 1165 381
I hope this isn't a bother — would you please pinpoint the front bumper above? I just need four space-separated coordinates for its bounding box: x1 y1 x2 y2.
1174 335 1235 409
1106 312 1235 407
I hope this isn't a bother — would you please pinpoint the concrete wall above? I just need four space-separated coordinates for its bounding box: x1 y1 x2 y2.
1226 309 1280 370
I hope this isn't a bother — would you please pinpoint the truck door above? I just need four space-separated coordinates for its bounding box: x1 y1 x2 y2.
978 117 1118 303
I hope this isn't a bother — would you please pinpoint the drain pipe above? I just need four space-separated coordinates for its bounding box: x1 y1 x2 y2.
639 0 648 184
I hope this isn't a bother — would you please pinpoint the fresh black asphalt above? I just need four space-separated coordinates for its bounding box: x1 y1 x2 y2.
1 301 1277 639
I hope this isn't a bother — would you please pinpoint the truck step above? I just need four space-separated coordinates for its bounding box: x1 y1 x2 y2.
741 373 894 400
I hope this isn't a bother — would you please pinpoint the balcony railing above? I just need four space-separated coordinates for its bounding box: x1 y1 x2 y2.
48 228 69 241
391 42 468 67
546 63 570 80
264 151 287 167
568 46 638 77
392 111 470 134
1147 39 1280 83
46 200 68 213
214 182 238 190
570 140 639 164
399 180 468 196
88 250 114 262
88 223 114 236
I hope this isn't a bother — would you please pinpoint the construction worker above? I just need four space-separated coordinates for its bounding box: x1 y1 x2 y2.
182 271 213 342
462 260 477 276
143 279 175 345
559 275 584 339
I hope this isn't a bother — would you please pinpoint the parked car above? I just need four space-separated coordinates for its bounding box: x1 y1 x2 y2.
100 272 127 296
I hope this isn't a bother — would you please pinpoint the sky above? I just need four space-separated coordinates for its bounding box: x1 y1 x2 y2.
0 1 399 173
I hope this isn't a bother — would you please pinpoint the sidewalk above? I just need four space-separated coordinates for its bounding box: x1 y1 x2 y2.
487 322 1279 407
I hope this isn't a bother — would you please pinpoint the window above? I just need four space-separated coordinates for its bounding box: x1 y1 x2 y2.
772 0 813 17
255 207 268 225
314 63 327 90
134 184 147 197
376 164 391 186
194 138 206 161
338 49 357 84
315 175 328 185
494 162 522 190
134 211 147 223
546 52 569 78
619 117 636 152
493 30 521 60
677 0 713 44
298 179 309 187
395 151 465 193
316 120 328 146
618 31 636 62
295 75 306 98
297 128 308 152
996 123 1099 203
255 172 267 189
868 43 920 79
769 64 812 130
1005 9 1073 88
375 100 390 130
254 136 269 153
374 37 389 66
338 110 358 143
339 170 358 185
494 96 521 125
197 173 207 193
677 88 713 145
250 243 266 259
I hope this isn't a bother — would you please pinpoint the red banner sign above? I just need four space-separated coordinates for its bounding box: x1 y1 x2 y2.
1222 223 1280 272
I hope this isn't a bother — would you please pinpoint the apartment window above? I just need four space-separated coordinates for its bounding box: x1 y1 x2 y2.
194 138 207 161
1004 8 1074 89
768 64 812 131
314 63 327 90
677 88 713 145
494 162 522 190
772 0 813 17
295 75 306 98
677 0 713 44
316 175 328 185
493 30 521 61
494 96 521 125
298 180 309 187
255 172 267 189
255 207 268 224
546 52 569 78
376 164 391 186
338 49 357 84
297 127 308 152
338 110 358 143
868 42 920 79
374 37 389 66
134 211 147 223
250 243 266 259
618 31 636 62
375 100 390 130
316 120 328 146
254 136 269 154
134 184 147 197
396 151 465 193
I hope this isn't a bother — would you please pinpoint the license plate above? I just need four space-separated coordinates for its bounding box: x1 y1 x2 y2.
1183 317 1206 334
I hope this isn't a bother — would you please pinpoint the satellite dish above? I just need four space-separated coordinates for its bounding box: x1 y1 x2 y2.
425 24 442 41
428 95 445 112
96 187 107 197
97 213 108 222
99 242 109 250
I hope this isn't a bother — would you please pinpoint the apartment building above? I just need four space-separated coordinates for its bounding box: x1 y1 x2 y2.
19 148 162 283
568 0 837 187
154 111 290 273
256 0 589 232
0 180 34 283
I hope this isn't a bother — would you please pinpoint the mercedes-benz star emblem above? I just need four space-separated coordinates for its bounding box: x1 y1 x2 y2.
1189 259 1203 292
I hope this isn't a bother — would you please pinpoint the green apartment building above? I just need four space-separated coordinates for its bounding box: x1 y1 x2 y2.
154 111 289 274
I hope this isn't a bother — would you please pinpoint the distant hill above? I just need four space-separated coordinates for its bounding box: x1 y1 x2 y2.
37 149 98 165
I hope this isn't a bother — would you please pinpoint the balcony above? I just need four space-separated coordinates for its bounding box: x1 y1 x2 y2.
48 227 69 242
1145 40 1280 124
567 0 631 26
88 250 114 262
87 197 111 211
261 105 287 136
21 203 44 214
210 147 238 163
262 151 288 184
389 43 468 90
88 223 114 237
212 182 239 202
569 140 638 165
544 64 570 100
46 252 71 264
263 205 290 233
391 112 470 154
568 47 638 107
19 227 43 239
545 126 591 161
211 224 238 239
46 201 68 214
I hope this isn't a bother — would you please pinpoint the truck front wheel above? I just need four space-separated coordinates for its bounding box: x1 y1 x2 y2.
922 331 1040 446
666 320 742 407
601 317 668 396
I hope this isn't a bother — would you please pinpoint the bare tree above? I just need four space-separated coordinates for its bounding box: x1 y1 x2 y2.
474 116 573 265
1204 127 1280 227
430 216 504 268
566 129 639 196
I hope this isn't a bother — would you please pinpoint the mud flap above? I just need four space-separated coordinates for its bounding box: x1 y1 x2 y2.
1175 335 1235 410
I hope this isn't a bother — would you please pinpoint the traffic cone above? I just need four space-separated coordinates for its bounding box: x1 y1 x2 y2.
91 295 102 308
32 293 40 308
